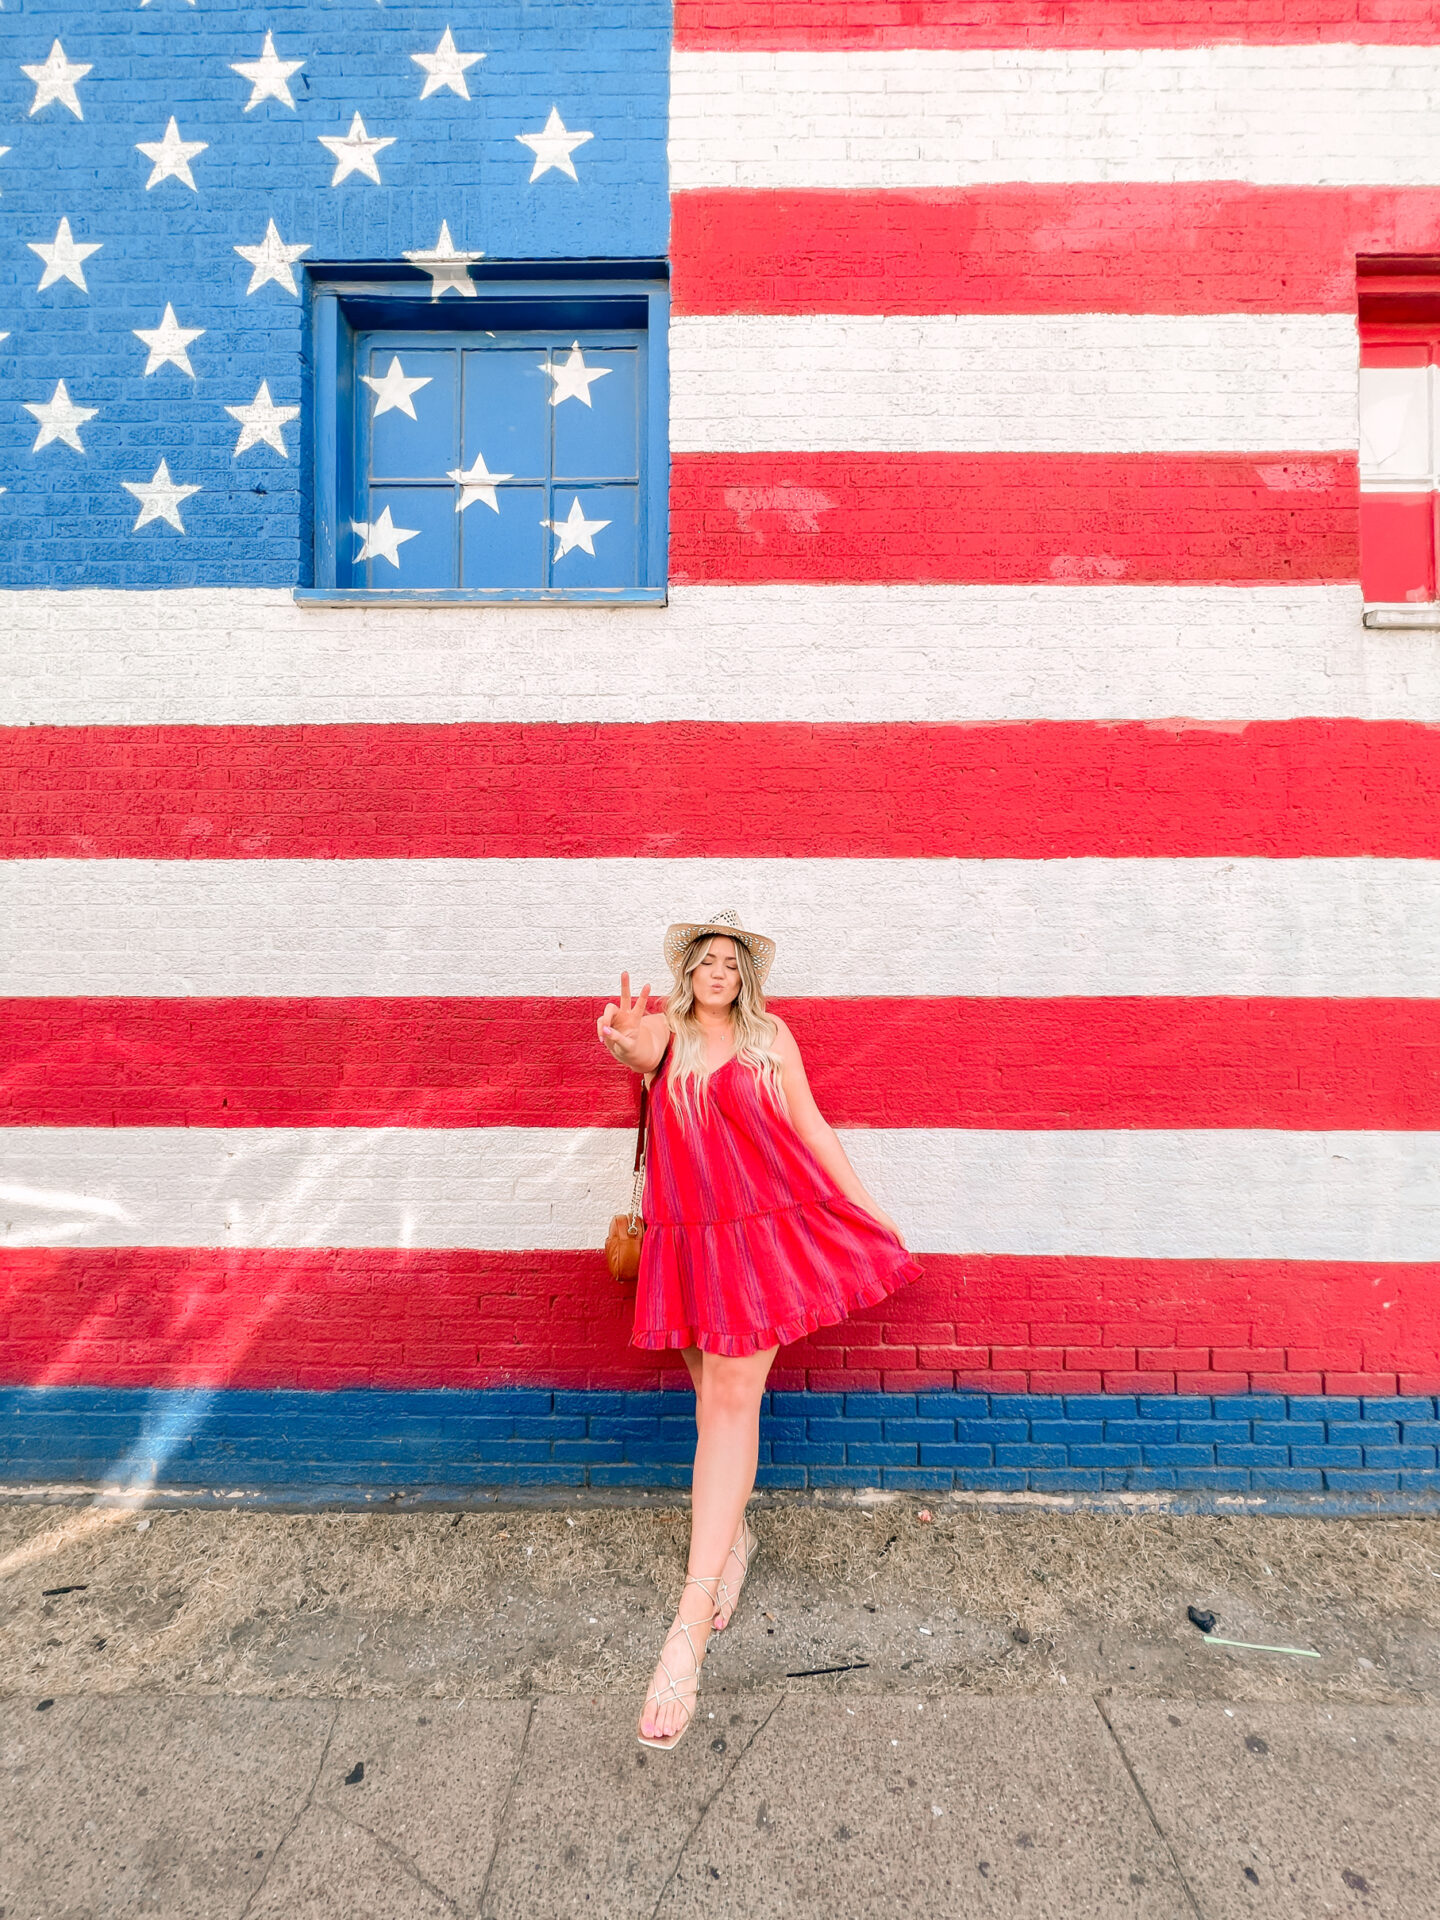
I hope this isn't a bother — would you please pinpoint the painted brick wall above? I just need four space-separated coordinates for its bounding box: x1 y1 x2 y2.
3 0 1439 1505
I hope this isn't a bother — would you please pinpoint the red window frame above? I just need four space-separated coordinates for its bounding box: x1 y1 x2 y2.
1359 263 1440 610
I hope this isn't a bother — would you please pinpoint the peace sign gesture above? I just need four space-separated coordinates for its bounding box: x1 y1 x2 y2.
598 972 659 1067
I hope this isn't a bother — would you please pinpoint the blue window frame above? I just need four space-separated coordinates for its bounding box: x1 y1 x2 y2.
301 268 668 604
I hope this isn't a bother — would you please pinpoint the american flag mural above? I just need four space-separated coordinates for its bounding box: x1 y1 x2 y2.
3 0 1440 1502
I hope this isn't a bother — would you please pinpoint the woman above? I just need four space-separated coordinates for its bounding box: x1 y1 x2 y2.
597 910 920 1749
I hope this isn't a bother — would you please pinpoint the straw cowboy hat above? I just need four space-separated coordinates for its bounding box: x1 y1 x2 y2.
664 909 776 987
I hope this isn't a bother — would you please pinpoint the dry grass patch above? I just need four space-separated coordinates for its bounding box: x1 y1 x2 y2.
1 1498 1437 1700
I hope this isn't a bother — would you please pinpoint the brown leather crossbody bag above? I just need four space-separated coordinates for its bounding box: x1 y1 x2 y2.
605 1040 671 1282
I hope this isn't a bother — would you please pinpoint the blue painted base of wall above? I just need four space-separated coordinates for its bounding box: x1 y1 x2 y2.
4 1387 1439 1510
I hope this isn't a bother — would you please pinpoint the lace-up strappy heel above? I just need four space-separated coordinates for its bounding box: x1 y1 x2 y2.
637 1574 719 1751
712 1521 759 1632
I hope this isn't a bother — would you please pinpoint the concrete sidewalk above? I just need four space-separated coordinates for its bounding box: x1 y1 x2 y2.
3 1496 1438 1916
3 1691 1436 1918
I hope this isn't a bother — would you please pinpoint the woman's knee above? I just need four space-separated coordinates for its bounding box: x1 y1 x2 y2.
697 1350 776 1419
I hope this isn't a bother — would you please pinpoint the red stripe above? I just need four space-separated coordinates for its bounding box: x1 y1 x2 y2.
2 1248 1433 1394
5 718 1432 860
4 998 1437 1129
673 187 1440 316
673 1 1440 47
670 452 1358 585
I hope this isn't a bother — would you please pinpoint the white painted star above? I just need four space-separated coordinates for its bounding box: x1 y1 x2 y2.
517 106 592 182
448 449 513 514
543 341 611 409
134 303 204 377
226 381 300 457
123 459 200 533
352 506 420 568
23 41 91 120
543 495 610 560
137 118 207 192
403 221 483 299
24 380 97 454
0 147 10 186
235 220 311 296
412 27 484 100
28 218 101 294
361 355 432 419
231 32 304 111
319 113 395 186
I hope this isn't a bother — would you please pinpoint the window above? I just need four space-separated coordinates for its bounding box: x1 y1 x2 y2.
1359 260 1440 628
302 267 668 603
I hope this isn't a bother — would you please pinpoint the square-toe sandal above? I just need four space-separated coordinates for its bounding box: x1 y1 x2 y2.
637 1574 719 1751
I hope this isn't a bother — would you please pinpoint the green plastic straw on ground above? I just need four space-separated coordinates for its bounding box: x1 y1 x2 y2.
1203 1634 1321 1658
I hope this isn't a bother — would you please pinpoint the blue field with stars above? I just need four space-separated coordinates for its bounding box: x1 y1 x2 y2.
0 0 671 587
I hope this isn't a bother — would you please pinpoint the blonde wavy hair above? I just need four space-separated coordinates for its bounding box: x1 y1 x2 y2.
663 934 786 1127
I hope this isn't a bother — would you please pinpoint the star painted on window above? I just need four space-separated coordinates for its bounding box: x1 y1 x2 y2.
543 495 610 560
231 32 304 111
123 459 200 533
134 303 204 378
352 507 420 568
448 449 513 514
517 106 592 182
403 222 483 300
137 118 207 192
235 219 311 297
412 28 484 100
24 379 97 454
319 113 396 186
227 381 300 458
361 356 432 419
23 41 91 120
28 217 101 294
543 341 611 409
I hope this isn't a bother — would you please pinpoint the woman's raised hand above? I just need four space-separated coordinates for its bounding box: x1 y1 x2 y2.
598 972 653 1063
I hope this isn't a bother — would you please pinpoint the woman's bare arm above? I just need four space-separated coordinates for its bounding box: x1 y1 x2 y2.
771 1018 907 1246
597 972 670 1074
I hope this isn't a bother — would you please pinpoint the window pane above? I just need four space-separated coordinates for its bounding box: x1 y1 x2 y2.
542 484 638 589
462 348 550 481
359 486 456 589
1358 363 1431 487
460 484 549 589
366 349 457 481
1359 491 1435 603
553 346 640 482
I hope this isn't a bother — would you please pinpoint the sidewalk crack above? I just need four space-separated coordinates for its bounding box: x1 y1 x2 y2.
1093 1694 1205 1920
647 1690 786 1920
312 1804 464 1915
236 1701 340 1920
475 1695 536 1920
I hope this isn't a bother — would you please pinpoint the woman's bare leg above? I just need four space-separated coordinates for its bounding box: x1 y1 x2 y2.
678 1347 753 1629
639 1346 778 1743
680 1346 704 1407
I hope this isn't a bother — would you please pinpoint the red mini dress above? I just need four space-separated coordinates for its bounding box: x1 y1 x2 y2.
631 1052 922 1356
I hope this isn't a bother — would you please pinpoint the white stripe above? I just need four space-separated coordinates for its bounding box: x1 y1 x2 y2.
4 586 1435 725
670 315 1357 455
1 1126 1435 1260
4 858 1436 997
670 45 1440 190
